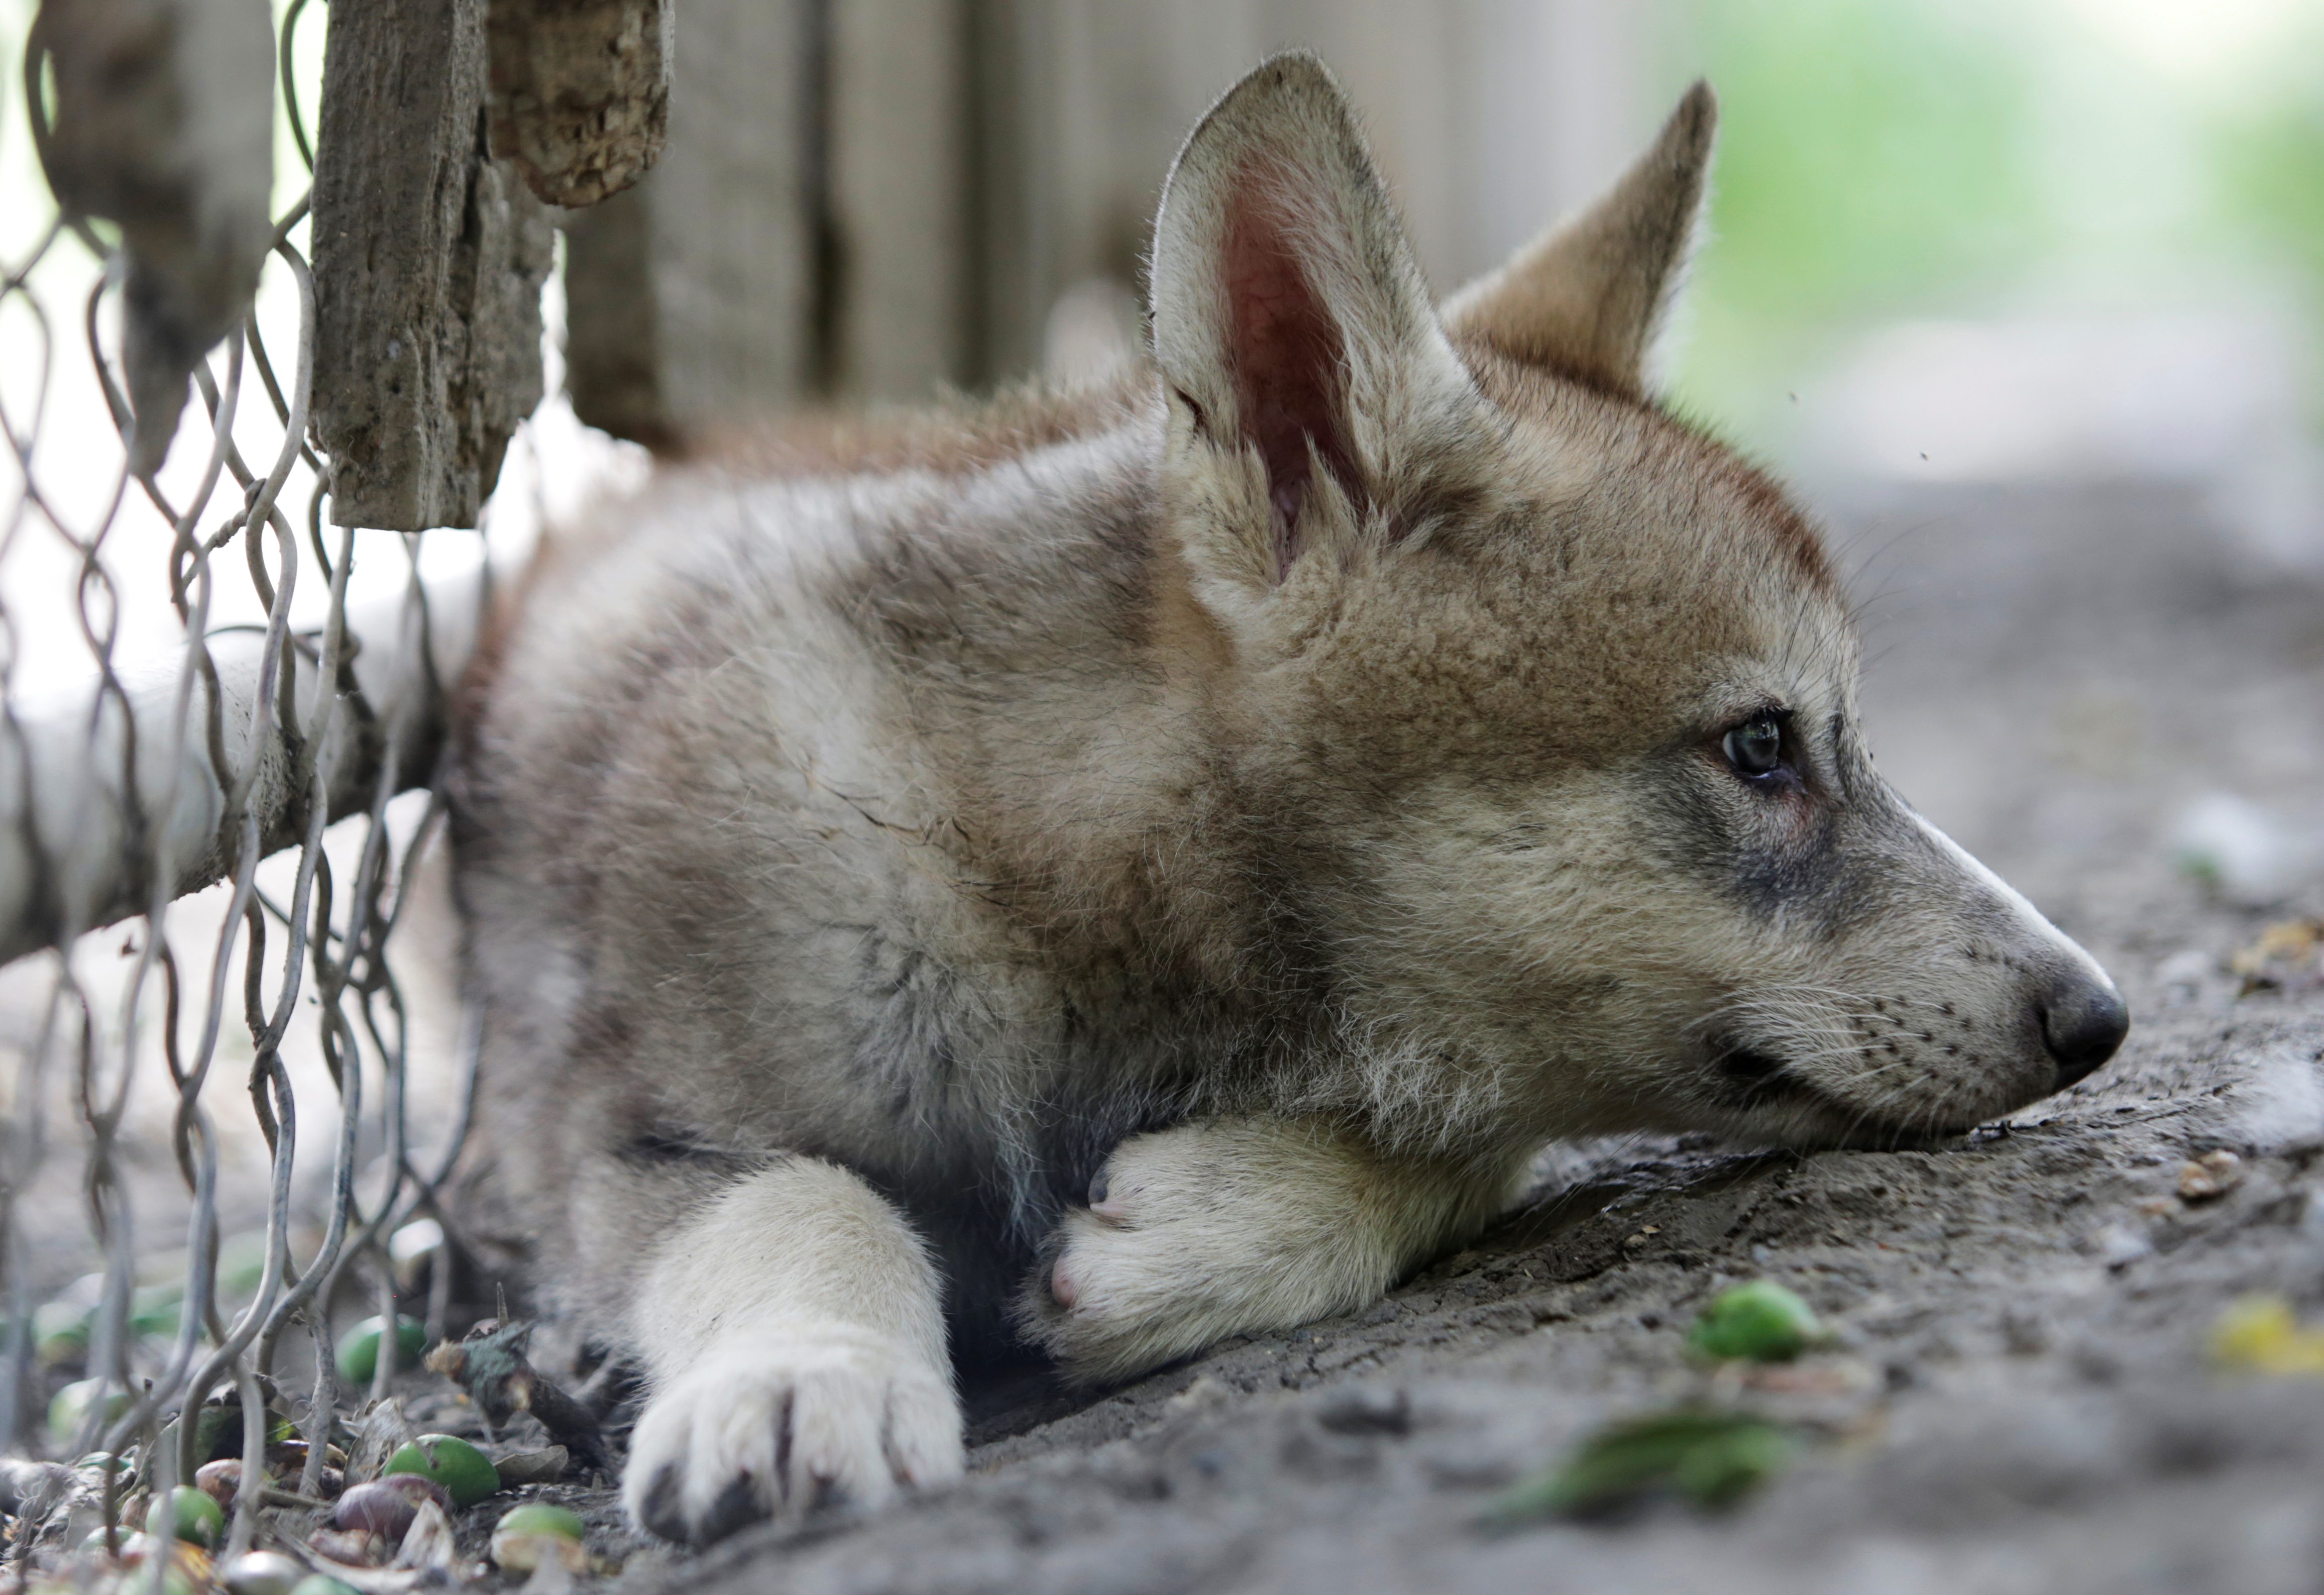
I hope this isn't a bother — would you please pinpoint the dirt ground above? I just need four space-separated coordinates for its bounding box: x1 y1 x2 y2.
14 478 2324 1593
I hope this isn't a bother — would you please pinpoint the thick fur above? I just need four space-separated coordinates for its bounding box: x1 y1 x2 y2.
450 55 2125 1545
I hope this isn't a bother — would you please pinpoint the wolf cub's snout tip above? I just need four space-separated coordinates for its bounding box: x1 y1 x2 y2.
2038 976 2131 1090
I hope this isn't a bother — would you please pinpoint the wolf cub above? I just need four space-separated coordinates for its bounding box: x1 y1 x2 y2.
452 54 2128 1543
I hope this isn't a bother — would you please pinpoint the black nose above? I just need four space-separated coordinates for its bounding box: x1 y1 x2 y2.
2040 976 2130 1088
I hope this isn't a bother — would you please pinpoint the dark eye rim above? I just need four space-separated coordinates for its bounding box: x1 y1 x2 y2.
1718 709 1796 785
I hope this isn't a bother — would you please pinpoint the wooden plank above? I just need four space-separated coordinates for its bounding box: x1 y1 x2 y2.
310 0 554 530
962 0 1048 384
560 0 1608 427
826 0 968 399
485 0 672 207
561 184 669 444
562 0 815 444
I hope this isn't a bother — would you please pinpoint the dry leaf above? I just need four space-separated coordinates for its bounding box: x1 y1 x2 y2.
2232 919 2324 995
392 1498 459 1572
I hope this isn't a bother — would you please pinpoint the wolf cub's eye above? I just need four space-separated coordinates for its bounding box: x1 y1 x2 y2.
1722 718 1786 779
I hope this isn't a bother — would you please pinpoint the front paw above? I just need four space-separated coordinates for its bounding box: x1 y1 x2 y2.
622 1329 963 1545
1019 1200 1215 1386
1018 1126 1389 1385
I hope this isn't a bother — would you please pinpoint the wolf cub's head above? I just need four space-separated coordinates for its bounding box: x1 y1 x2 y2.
1149 55 2127 1150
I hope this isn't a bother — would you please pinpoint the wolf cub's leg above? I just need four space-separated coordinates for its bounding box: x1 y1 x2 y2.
1021 1118 1517 1384
621 1156 964 1544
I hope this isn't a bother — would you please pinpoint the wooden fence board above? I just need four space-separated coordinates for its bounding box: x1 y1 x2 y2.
486 0 673 208
828 0 969 400
563 0 816 443
559 0 1657 428
310 0 553 530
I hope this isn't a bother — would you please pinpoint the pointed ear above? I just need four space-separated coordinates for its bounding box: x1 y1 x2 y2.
1443 81 1717 400
1148 53 1475 592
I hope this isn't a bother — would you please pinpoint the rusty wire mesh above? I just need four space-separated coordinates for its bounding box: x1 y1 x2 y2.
0 0 484 1568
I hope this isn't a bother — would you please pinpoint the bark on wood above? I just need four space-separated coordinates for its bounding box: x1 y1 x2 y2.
486 0 671 208
562 0 815 444
310 0 554 531
32 0 274 475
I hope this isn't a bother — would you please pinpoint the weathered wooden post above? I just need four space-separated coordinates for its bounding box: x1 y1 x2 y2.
827 0 971 401
487 0 673 208
308 0 555 530
562 0 976 444
562 0 821 445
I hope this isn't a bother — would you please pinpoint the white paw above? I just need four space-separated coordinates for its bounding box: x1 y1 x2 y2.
1029 1201 1209 1384
622 1328 964 1545
1020 1123 1388 1385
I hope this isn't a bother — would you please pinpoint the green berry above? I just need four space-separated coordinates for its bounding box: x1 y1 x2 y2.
1685 1280 1824 1363
334 1315 429 1386
496 1502 584 1538
146 1482 226 1547
47 1377 132 1446
491 1502 587 1570
33 1298 91 1361
130 1283 183 1340
78 1524 141 1555
382 1433 500 1506
1671 1419 1796 1507
1477 1408 1796 1524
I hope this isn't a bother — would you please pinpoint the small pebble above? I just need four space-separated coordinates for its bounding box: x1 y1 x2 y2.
2178 1150 2244 1201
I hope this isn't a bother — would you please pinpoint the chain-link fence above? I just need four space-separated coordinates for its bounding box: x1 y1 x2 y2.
0 0 503 1577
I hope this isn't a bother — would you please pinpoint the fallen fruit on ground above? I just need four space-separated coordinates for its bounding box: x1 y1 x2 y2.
218 1549 306 1595
1685 1280 1825 1363
2208 1294 2324 1374
1476 1408 1797 1525
79 1525 152 1557
129 1282 182 1340
333 1474 455 1542
45 1378 131 1445
334 1316 429 1386
146 1483 225 1547
193 1458 242 1504
32 1299 90 1362
381 1433 499 1506
491 1502 588 1571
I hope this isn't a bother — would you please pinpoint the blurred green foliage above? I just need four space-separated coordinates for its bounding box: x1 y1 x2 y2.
1666 0 2324 446
1689 0 2043 325
2208 48 2324 341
